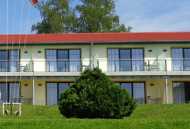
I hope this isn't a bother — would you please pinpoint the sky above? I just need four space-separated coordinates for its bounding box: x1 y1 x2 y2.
0 0 190 34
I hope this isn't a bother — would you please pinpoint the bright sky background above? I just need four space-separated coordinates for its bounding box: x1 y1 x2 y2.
0 0 190 34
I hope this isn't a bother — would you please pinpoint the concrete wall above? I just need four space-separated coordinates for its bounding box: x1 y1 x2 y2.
146 80 165 104
21 80 46 105
21 80 33 104
34 80 46 105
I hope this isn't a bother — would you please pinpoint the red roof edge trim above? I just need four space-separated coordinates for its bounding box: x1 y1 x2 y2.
0 32 190 44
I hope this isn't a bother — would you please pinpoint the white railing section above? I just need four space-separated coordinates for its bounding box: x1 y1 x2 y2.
0 58 189 72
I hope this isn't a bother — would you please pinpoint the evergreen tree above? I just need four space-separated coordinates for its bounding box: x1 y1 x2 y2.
59 68 136 118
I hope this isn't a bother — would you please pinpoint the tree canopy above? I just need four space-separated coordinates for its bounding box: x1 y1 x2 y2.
58 68 136 118
32 0 131 33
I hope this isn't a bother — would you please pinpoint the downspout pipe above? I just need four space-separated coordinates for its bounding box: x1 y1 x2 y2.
90 42 94 69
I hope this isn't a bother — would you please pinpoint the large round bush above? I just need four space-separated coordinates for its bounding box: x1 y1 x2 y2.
58 68 136 118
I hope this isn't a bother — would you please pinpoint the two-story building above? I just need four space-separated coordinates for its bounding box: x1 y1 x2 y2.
0 32 190 105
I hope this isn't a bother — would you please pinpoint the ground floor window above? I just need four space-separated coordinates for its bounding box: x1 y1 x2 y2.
0 82 20 103
173 82 190 104
120 82 145 104
46 82 69 105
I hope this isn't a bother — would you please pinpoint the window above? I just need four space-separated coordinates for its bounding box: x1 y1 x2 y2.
172 48 190 71
47 83 57 105
46 50 57 72
9 83 20 102
120 82 145 104
108 49 119 71
47 83 69 105
120 49 131 71
132 49 144 71
0 50 19 72
46 49 81 72
173 82 190 104
133 83 145 104
9 50 20 72
69 50 81 72
57 50 69 72
0 82 20 103
121 83 132 95
108 48 144 72
184 49 190 70
173 82 185 104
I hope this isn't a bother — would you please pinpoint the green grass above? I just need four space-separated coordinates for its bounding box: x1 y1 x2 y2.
0 104 190 129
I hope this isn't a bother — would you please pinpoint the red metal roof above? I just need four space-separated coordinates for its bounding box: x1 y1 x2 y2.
0 32 190 44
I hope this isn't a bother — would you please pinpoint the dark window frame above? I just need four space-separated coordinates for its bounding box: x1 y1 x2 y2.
46 82 70 105
107 48 144 72
0 49 20 72
172 48 190 71
120 82 146 103
45 49 81 72
0 82 20 103
172 81 190 103
119 48 132 71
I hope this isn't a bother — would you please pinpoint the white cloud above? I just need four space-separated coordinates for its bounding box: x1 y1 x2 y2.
116 0 190 32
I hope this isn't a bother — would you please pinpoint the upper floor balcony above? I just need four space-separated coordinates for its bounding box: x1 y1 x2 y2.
0 58 190 77
97 58 190 76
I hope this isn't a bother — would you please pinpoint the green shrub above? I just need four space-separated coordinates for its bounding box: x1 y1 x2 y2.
58 68 136 118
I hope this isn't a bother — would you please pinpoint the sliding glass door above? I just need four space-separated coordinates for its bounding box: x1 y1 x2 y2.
132 49 144 71
120 82 145 104
46 50 57 72
119 49 131 71
108 49 119 72
184 49 190 70
57 50 69 72
108 48 144 72
0 51 8 72
0 50 19 72
172 48 190 71
69 50 81 72
47 83 69 105
58 83 69 99
0 83 8 103
47 83 57 105
133 83 145 104
0 83 20 103
173 82 190 104
173 83 185 104
9 83 20 102
46 49 81 72
121 83 132 96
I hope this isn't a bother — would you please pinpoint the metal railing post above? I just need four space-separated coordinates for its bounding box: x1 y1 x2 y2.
80 59 83 72
97 60 99 68
30 60 34 72
165 59 167 72
148 60 150 71
114 60 117 72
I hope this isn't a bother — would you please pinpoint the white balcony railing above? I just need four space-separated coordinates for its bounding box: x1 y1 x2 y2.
97 59 167 72
97 58 190 72
0 58 189 73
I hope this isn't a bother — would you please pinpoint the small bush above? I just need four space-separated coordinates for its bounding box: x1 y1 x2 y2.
58 68 136 118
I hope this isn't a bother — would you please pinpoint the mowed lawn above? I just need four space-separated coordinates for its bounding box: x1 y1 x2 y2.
0 104 190 129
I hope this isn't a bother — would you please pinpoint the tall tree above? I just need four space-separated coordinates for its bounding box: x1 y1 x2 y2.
32 0 130 33
76 0 127 32
32 0 77 33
